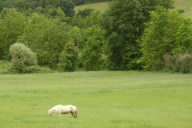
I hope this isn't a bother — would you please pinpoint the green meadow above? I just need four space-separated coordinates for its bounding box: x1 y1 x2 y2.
0 71 192 128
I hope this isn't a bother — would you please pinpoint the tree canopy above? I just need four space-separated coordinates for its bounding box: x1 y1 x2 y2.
0 0 192 73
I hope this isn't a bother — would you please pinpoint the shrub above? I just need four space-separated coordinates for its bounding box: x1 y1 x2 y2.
0 60 12 74
164 52 192 73
7 65 53 74
9 43 38 73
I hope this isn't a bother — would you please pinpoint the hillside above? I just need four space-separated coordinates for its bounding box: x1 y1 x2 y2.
74 2 110 12
175 0 192 17
75 0 192 17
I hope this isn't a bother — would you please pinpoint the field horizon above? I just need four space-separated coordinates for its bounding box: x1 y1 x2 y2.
0 71 192 128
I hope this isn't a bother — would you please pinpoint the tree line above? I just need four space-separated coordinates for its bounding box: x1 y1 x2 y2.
0 0 192 74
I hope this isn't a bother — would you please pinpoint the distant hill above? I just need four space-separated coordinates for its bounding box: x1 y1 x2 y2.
75 0 192 17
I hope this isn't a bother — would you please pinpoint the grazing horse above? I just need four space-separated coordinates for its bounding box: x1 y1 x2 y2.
48 104 77 118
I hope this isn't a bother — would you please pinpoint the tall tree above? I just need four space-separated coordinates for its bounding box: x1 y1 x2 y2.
102 0 174 70
139 7 184 70
18 13 70 69
50 0 75 17
81 25 106 70
0 8 26 60
58 41 78 72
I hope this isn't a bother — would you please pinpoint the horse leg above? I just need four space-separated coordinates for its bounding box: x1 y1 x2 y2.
57 111 61 116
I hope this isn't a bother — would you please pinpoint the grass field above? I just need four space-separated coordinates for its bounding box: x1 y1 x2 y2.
74 2 110 12
0 71 192 128
74 0 192 17
175 0 192 17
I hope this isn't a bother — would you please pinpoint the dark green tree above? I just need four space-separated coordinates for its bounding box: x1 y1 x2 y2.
68 26 83 49
71 11 101 28
81 25 106 70
76 8 94 18
58 41 78 72
18 13 70 69
0 8 26 60
50 0 75 17
102 0 174 70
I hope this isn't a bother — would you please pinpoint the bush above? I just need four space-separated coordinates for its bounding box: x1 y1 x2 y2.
9 43 37 66
164 52 192 73
0 60 12 74
7 65 53 74
9 43 38 74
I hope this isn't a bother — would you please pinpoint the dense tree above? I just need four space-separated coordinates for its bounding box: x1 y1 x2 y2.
102 0 143 70
175 19 192 53
35 6 69 22
49 0 75 17
18 13 70 69
71 11 101 28
139 7 184 70
68 26 83 49
81 25 106 70
58 41 78 72
76 8 94 18
102 0 174 70
71 0 111 5
0 8 26 60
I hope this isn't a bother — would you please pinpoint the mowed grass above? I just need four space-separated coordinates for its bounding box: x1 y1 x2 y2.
0 71 192 128
74 2 110 12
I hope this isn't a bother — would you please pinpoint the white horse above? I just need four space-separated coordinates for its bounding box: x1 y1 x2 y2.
48 104 77 118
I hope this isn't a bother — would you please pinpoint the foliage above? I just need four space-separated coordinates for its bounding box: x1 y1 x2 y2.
0 8 26 60
81 25 106 70
102 0 174 70
7 65 53 74
18 13 70 69
174 19 192 53
76 8 94 18
68 26 83 49
164 52 192 73
102 0 143 70
9 43 37 66
58 41 78 72
0 0 191 73
9 43 38 73
72 0 111 5
71 11 101 28
35 6 69 22
0 0 75 17
0 60 12 74
139 7 184 70
49 0 75 17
